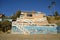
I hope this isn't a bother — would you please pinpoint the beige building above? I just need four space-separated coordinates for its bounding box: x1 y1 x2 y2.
13 11 49 26
12 11 57 34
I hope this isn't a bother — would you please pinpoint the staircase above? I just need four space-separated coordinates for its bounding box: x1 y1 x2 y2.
16 24 30 34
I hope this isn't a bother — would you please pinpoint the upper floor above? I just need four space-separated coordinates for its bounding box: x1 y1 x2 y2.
19 11 46 19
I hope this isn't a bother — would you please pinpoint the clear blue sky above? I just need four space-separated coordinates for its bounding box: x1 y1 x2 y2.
0 0 60 16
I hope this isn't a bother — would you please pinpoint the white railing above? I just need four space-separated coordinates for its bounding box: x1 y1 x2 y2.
15 23 30 34
37 17 47 22
19 25 30 34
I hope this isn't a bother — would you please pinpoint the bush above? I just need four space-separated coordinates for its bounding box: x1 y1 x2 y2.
56 22 60 26
55 16 60 20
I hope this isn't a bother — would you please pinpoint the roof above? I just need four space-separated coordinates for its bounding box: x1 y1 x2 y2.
21 11 44 14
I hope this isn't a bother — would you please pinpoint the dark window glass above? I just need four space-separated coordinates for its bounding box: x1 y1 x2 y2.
27 13 32 17
43 16 46 17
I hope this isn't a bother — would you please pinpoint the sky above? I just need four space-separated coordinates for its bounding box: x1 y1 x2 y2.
0 0 60 16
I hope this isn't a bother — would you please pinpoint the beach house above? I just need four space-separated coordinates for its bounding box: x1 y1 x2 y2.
11 11 57 34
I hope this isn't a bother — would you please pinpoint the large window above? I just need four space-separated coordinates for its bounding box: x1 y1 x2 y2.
27 13 32 17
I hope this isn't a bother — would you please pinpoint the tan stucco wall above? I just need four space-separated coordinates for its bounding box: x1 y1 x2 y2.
12 12 48 26
17 12 49 26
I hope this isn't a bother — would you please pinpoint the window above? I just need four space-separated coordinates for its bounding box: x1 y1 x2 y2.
43 16 46 17
27 13 32 17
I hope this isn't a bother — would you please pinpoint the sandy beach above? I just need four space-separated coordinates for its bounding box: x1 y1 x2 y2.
0 33 60 40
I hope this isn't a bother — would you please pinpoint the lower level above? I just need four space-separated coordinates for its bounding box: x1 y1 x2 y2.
11 25 57 34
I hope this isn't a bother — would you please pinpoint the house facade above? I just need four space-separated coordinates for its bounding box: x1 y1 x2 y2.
13 11 48 26
11 11 57 34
